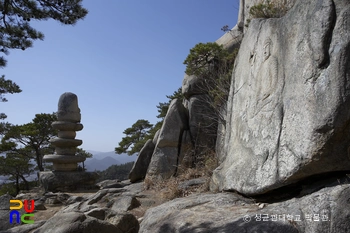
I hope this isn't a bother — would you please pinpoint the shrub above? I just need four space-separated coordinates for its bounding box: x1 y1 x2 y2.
249 0 289 19
183 42 230 77
183 42 238 126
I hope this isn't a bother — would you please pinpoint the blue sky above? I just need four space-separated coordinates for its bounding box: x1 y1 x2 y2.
1 0 239 152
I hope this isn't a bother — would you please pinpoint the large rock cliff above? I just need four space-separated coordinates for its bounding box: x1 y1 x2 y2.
211 0 350 195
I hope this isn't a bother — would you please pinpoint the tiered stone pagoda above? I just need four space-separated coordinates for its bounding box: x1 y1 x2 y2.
44 92 85 171
39 92 98 192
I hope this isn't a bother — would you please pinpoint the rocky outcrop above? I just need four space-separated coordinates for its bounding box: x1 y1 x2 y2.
33 212 124 233
140 181 350 233
39 171 99 192
0 182 143 233
96 179 124 189
211 0 350 196
129 140 155 183
146 99 188 180
0 194 13 231
142 13 245 180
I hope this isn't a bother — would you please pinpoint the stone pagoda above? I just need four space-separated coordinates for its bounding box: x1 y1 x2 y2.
39 92 98 192
44 92 85 171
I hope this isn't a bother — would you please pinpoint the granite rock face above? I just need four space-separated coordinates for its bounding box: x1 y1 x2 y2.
140 183 350 233
212 0 350 195
0 194 13 231
146 99 188 180
129 139 155 183
39 171 99 192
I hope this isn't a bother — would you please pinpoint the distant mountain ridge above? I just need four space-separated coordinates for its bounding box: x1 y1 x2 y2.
85 151 137 172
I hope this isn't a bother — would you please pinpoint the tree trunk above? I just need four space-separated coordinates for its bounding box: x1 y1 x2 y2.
19 175 29 190
15 175 19 195
35 148 44 171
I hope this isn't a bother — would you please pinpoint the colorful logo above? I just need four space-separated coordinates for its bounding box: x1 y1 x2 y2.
9 200 35 224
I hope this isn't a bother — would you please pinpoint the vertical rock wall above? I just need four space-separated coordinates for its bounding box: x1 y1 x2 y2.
212 0 350 195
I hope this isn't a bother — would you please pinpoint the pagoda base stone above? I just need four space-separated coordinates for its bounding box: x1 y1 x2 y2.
39 171 99 192
43 154 86 171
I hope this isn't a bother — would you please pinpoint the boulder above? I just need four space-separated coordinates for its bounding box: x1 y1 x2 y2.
0 194 13 231
1 220 46 233
111 195 141 212
96 180 123 189
155 99 188 148
178 130 194 170
123 182 144 196
212 0 350 195
34 199 47 210
146 147 178 180
66 195 85 205
45 193 70 205
182 74 203 99
33 212 123 233
78 217 123 233
33 212 87 233
147 99 188 179
129 139 155 183
178 178 206 190
39 171 99 192
107 211 139 233
215 104 227 164
86 189 109 205
215 24 243 53
152 130 160 145
140 184 350 233
85 208 107 220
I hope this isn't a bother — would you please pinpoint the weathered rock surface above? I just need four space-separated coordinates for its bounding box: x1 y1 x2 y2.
32 211 124 233
212 0 350 195
107 211 139 233
182 74 203 99
146 147 178 180
129 139 155 183
39 171 99 192
57 92 81 123
96 179 124 189
237 0 296 33
178 178 206 190
178 130 194 170
0 182 144 233
0 221 46 233
111 195 141 212
0 194 13 231
147 99 188 179
155 99 188 148
140 184 350 233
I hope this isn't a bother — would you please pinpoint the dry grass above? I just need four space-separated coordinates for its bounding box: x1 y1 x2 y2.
144 151 219 201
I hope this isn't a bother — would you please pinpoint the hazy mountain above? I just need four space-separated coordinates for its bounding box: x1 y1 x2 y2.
84 151 137 172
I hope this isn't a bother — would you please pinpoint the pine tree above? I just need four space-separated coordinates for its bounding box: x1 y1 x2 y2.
0 113 57 171
0 75 21 121
0 0 88 67
0 152 35 195
115 119 153 155
0 0 88 125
